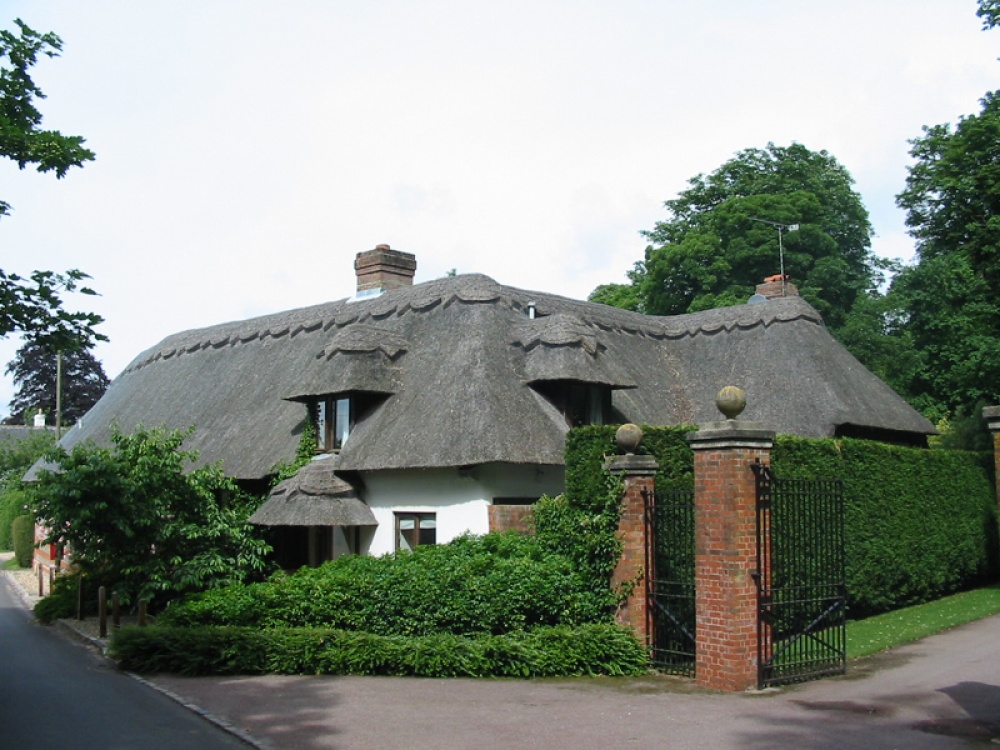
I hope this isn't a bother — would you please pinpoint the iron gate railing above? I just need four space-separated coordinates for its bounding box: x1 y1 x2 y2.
644 486 696 676
752 460 846 688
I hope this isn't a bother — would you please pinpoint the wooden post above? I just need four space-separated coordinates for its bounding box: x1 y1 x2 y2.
112 591 121 630
76 576 84 621
139 600 148 627
37 565 44 597
98 586 107 638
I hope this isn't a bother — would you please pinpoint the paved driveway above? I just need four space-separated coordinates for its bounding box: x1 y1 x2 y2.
150 613 1000 750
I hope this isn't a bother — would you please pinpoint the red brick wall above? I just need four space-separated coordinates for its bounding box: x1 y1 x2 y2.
487 505 534 534
608 455 658 650
690 432 772 692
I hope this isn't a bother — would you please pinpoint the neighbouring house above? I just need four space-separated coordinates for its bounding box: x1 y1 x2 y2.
39 245 934 568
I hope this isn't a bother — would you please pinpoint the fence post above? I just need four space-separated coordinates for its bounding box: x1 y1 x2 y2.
112 591 121 630
982 405 1000 558
687 387 775 692
98 586 107 638
606 424 658 651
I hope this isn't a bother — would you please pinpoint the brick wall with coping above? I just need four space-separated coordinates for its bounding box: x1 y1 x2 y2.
687 421 774 692
607 453 658 651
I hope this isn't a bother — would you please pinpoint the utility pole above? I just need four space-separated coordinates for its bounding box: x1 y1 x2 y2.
55 350 63 440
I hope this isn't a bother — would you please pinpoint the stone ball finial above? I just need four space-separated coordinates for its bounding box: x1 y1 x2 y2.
716 386 747 420
615 423 644 454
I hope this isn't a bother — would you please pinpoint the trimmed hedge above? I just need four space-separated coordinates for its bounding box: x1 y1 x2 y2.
773 436 998 616
162 532 617 634
11 514 33 568
567 427 999 617
109 622 649 678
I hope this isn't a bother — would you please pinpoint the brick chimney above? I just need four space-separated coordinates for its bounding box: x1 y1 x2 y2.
354 245 417 294
755 274 799 300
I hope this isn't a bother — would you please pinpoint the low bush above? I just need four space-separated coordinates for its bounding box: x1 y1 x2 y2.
110 622 648 678
34 572 104 623
162 532 617 635
11 514 33 568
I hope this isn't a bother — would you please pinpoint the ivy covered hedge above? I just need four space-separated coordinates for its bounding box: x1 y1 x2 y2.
566 426 998 617
110 622 648 678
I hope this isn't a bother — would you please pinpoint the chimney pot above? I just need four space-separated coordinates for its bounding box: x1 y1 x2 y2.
355 245 417 295
755 274 798 300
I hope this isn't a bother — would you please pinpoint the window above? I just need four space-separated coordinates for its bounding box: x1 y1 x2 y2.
395 512 436 551
313 396 353 452
535 381 611 427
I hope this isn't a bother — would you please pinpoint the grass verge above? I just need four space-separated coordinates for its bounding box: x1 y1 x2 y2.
2 556 23 571
848 584 1000 659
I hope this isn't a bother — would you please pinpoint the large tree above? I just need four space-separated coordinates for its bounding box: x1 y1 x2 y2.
4 339 108 425
0 18 102 349
892 90 1000 417
623 143 880 330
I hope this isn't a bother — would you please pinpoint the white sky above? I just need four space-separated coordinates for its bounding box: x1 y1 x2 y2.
0 1 997 420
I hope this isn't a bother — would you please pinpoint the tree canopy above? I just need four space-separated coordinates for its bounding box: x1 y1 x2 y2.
0 18 102 349
595 143 880 334
4 339 108 425
889 90 1000 418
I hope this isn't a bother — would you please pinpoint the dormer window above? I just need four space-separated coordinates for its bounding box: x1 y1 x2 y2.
313 396 353 452
535 381 612 427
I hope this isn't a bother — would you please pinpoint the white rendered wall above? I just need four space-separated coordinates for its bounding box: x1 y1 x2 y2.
360 463 565 556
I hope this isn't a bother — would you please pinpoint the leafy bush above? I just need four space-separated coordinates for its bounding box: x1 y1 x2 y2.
162 532 617 634
110 622 648 678
30 427 273 608
0 430 54 550
33 571 104 623
11 514 33 567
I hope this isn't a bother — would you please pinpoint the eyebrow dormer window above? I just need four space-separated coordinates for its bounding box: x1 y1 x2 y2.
535 381 611 427
314 396 353 452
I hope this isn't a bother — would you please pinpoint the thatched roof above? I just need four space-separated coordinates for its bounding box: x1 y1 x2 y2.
50 273 934 480
249 457 376 526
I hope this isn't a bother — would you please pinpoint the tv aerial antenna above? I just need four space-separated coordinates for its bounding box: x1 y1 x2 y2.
749 218 799 295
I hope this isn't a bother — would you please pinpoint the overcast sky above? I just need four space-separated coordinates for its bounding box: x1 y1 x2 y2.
1 1 997 421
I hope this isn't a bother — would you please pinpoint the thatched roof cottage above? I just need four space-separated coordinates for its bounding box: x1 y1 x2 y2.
53 245 933 565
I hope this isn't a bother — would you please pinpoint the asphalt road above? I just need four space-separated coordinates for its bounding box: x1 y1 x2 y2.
0 574 251 749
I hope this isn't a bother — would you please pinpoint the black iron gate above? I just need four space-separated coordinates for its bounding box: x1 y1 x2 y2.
644 486 696 676
752 461 846 688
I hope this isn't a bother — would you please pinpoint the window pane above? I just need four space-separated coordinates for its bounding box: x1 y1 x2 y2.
315 400 329 450
334 397 351 449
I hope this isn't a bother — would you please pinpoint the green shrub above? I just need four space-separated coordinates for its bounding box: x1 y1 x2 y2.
0 489 29 550
109 622 648 678
774 436 998 616
162 532 617 634
33 572 105 623
11 514 33 568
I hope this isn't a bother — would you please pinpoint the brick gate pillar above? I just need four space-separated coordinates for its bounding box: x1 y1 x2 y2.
688 388 775 692
982 405 1000 551
606 424 658 651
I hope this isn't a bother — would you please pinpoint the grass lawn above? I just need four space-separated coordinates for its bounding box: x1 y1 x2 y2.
847 583 1000 659
1 555 23 571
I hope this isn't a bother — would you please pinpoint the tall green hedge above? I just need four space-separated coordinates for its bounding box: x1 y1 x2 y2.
11 514 34 568
567 427 998 617
773 436 998 616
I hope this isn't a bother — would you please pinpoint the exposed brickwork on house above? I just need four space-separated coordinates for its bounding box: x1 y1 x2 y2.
688 423 774 692
355 244 417 292
607 453 658 650
487 504 534 534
